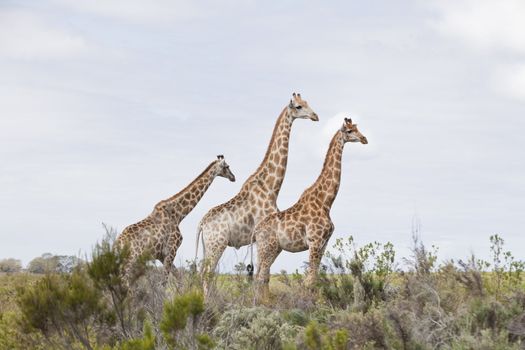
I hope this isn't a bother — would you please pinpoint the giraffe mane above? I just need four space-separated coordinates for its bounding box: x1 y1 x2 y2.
155 160 218 209
300 130 341 199
244 106 288 183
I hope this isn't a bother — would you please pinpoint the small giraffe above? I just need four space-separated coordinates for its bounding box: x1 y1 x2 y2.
196 93 318 291
253 118 368 296
116 155 236 282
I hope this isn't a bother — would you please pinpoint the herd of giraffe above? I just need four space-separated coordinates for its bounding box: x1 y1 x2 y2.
115 93 368 297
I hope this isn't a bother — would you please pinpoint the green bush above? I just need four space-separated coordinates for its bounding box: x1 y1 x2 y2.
17 270 106 350
119 321 156 350
87 233 151 339
301 321 349 350
283 309 309 327
160 290 208 349
324 236 395 311
213 307 301 350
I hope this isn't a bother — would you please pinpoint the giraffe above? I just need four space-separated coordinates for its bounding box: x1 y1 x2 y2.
116 155 236 283
196 93 318 291
253 117 368 297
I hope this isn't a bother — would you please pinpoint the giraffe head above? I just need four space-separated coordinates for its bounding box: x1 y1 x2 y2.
288 93 319 121
341 118 368 144
215 155 236 182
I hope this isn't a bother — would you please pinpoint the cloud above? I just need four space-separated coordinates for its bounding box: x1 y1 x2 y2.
51 0 209 24
1 0 524 271
430 0 525 54
0 10 89 60
494 63 525 101
296 113 378 161
429 0 525 100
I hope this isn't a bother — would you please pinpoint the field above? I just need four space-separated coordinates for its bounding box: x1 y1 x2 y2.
1 235 524 350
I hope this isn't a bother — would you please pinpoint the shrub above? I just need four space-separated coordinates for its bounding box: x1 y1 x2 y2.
17 269 107 350
4 232 525 350
488 234 525 298
283 309 309 327
160 290 208 349
299 320 349 350
86 230 152 339
324 236 395 311
0 258 22 273
15 229 153 348
118 321 156 350
213 306 300 350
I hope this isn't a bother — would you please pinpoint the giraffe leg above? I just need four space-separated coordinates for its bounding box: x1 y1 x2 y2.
304 240 328 289
160 230 182 284
255 229 281 301
202 238 227 297
121 252 139 289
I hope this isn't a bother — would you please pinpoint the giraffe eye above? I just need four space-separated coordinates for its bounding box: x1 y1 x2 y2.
296 105 302 110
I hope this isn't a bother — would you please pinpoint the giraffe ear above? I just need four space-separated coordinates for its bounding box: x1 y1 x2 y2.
289 99 294 108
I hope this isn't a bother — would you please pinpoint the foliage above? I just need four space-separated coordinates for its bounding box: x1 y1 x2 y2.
17 269 106 350
1 233 525 349
297 321 349 350
118 321 156 350
160 290 206 349
488 234 525 298
0 258 22 273
213 307 300 350
324 236 395 310
27 253 82 274
87 233 135 338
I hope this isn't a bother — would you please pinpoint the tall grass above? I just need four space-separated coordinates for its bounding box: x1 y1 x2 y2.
0 230 524 349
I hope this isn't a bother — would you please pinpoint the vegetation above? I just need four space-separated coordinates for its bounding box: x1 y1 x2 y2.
0 232 524 349
27 253 82 274
0 258 22 273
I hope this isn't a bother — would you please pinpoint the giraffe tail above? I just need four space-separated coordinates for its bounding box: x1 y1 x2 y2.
195 224 206 261
195 225 201 262
249 230 256 272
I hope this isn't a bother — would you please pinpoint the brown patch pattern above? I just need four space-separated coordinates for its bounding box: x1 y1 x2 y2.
116 158 235 283
197 94 318 294
253 119 368 296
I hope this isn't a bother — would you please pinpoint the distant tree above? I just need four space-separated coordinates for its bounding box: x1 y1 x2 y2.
27 254 57 274
27 254 82 274
0 258 22 273
56 255 83 273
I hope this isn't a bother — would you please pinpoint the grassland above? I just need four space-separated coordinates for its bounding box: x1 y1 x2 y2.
0 234 524 349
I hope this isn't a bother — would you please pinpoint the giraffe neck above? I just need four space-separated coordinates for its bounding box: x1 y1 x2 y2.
154 161 218 222
305 131 345 210
243 107 293 200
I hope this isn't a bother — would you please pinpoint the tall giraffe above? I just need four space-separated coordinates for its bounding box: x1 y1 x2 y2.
253 118 368 296
196 93 318 286
116 155 236 282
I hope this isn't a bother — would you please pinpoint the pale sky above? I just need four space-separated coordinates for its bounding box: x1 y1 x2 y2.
1 0 524 271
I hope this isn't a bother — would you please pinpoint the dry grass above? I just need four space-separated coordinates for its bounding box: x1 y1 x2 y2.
1 234 524 349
